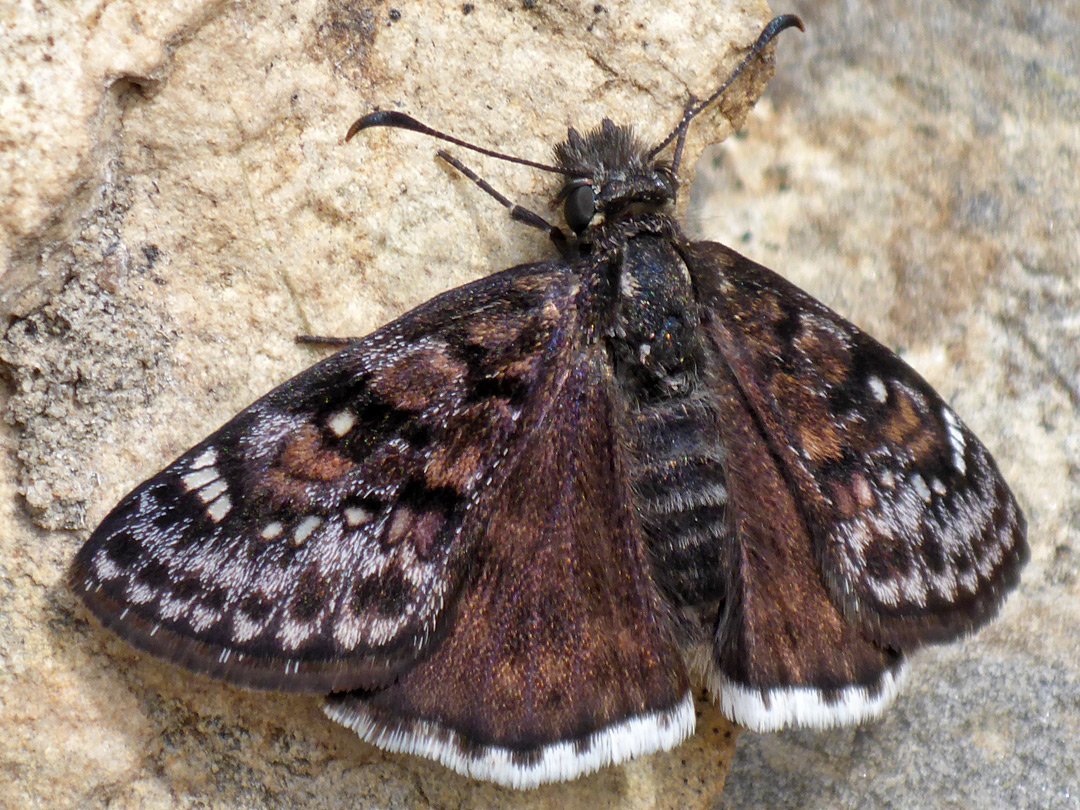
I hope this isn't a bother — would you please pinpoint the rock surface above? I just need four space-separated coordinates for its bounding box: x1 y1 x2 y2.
1 0 1076 809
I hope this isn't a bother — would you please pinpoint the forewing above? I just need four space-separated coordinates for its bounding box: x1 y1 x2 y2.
686 241 1027 649
327 348 692 788
72 260 580 692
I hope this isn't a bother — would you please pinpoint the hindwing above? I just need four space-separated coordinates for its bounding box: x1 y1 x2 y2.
328 345 692 788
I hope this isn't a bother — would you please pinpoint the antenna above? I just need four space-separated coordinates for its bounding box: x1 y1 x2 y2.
647 14 804 166
346 110 576 177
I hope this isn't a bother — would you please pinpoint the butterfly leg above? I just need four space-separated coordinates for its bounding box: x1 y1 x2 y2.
435 150 571 256
293 335 361 348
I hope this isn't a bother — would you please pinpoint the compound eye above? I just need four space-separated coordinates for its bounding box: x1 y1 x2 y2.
565 185 596 233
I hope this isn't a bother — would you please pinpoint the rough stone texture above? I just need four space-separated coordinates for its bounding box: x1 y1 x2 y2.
1 0 1075 808
1 1 773 808
694 2 1079 809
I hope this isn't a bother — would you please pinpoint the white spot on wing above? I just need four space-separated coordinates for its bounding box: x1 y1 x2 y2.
188 604 223 633
198 479 228 504
293 515 321 545
393 544 434 589
232 613 270 644
158 597 186 622
365 615 410 646
191 448 218 469
93 551 122 581
182 467 219 492
260 521 284 540
333 612 399 650
385 507 412 545
868 375 888 403
344 506 374 527
852 474 875 508
206 494 232 523
942 408 967 474
868 575 903 606
959 569 980 592
279 618 317 651
911 473 932 503
326 691 695 789
327 409 357 437
127 583 156 604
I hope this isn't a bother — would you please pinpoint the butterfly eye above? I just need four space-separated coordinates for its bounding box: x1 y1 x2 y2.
565 185 596 233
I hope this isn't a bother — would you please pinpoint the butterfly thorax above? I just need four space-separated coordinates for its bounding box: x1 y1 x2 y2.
552 121 700 394
578 215 699 403
620 241 701 400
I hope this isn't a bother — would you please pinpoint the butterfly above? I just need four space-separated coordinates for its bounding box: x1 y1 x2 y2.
71 15 1027 789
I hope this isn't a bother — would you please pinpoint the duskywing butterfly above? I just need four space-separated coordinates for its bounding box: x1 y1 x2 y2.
71 15 1027 789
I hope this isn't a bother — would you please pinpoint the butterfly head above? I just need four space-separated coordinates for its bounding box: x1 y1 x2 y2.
553 119 678 235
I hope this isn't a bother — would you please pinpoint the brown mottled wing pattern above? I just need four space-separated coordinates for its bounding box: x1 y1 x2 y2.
71 261 584 693
327 346 692 787
687 241 1027 650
